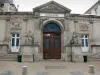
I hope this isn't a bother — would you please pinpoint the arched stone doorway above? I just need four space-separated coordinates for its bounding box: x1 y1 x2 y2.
43 22 61 59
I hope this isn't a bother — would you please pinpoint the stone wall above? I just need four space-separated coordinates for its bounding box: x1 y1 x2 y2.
0 13 99 62
72 46 84 62
0 44 8 54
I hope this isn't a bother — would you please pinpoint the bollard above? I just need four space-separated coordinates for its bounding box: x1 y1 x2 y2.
89 65 94 74
22 66 28 75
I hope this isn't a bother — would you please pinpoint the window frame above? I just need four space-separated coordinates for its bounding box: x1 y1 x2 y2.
11 33 20 47
81 35 89 47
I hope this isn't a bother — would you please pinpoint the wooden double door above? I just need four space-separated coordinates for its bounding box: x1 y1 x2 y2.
43 32 61 59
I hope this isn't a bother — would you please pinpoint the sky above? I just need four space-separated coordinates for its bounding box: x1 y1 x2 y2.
14 0 99 14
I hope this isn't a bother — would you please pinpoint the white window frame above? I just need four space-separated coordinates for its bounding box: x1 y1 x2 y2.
11 33 20 52
81 35 89 52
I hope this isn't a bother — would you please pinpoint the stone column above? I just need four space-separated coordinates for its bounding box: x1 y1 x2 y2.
22 66 28 75
89 65 94 74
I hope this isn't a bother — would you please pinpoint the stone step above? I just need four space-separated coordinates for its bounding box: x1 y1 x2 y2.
0 54 18 61
88 57 100 61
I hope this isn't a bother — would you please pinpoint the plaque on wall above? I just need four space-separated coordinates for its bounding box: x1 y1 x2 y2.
40 13 64 17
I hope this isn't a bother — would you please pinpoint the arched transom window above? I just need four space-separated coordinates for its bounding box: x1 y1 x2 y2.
43 23 61 32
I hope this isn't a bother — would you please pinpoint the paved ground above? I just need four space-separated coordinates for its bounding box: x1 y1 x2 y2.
0 60 100 75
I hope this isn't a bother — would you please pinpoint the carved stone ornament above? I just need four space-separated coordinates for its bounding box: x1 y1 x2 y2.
10 17 22 24
79 23 89 31
56 19 65 25
39 4 65 13
10 17 22 33
10 17 22 29
70 32 81 45
40 18 48 24
24 31 34 45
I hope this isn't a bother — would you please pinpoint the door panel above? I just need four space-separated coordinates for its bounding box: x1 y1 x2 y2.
43 33 53 59
43 37 50 59
54 36 61 59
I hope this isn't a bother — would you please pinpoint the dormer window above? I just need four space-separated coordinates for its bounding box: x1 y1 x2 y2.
95 7 98 14
35 12 39 16
89 12 91 14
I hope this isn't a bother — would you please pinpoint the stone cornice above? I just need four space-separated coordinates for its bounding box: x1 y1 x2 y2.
91 45 100 47
65 14 100 22
0 12 100 22
64 44 82 47
21 44 40 47
66 14 100 19
0 12 99 18
0 12 34 15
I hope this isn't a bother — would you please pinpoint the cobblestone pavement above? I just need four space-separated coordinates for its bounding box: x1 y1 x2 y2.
0 60 100 75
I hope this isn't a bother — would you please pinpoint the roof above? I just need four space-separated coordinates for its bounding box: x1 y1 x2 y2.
84 0 99 14
33 1 71 13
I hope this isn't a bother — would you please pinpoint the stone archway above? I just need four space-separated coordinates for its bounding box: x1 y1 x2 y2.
43 22 61 59
40 19 64 33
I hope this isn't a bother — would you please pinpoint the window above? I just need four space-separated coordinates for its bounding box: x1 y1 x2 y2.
95 7 98 14
43 23 61 32
89 12 91 14
81 35 89 47
12 38 15 46
16 38 19 46
11 33 20 47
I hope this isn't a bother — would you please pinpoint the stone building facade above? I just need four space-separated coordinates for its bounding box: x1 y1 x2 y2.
85 0 100 15
0 1 100 62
